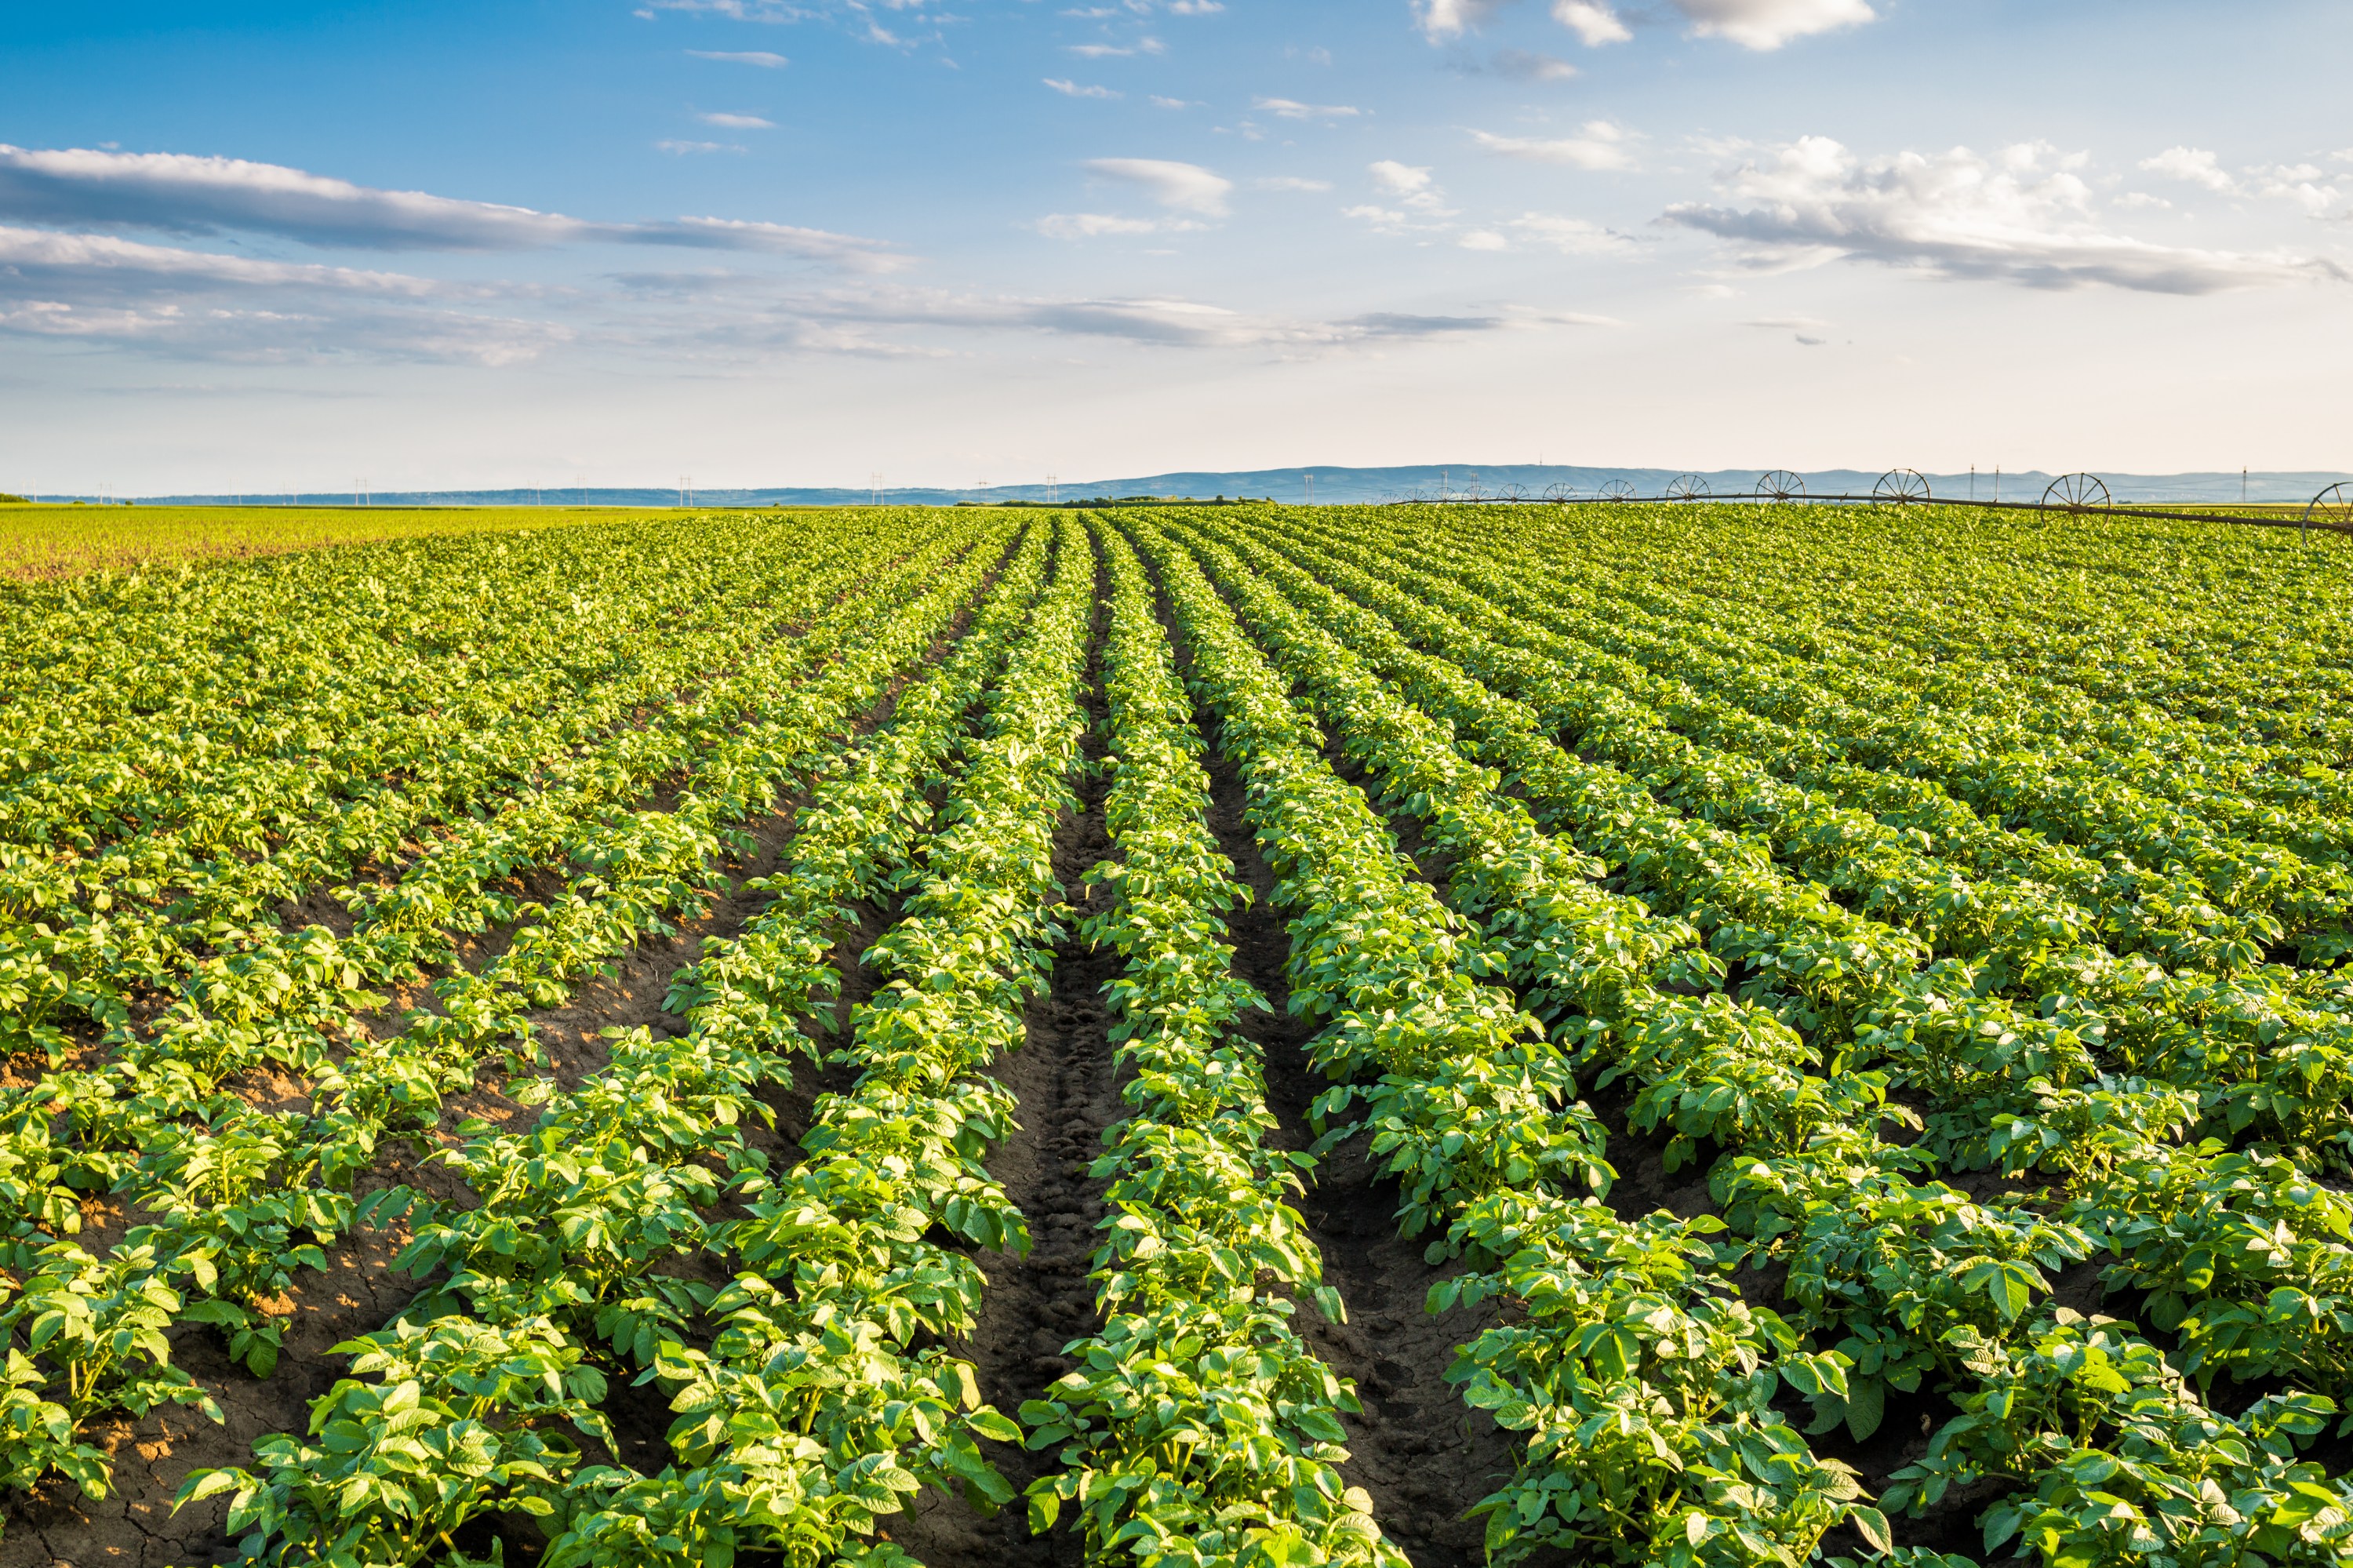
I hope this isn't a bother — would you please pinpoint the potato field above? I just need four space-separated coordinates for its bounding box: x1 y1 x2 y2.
8 502 2353 1568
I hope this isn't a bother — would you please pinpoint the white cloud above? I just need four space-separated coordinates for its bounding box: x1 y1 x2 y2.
2252 166 2340 216
1370 160 1437 201
1149 96 1198 108
1508 213 1635 253
0 144 901 269
2141 146 2234 194
1415 0 1511 40
773 284 1543 353
1471 122 1637 172
1046 78 1122 98
0 144 584 251
657 140 747 155
696 112 775 129
1671 0 1871 49
1082 157 1232 214
1351 162 1456 231
1067 37 1168 57
1664 136 2348 293
1423 0 1867 49
1254 97 1365 121
1255 176 1334 191
1168 0 1224 12
686 49 790 67
2139 147 2343 216
0 226 438 295
1460 229 1508 250
1551 0 1631 45
651 216 910 271
0 226 563 365
1035 212 1202 238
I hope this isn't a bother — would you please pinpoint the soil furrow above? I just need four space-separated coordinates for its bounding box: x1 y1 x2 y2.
890 571 1117 1568
1123 530 1518 1566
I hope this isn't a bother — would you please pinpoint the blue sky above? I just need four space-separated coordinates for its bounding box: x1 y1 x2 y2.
3 1 2349 493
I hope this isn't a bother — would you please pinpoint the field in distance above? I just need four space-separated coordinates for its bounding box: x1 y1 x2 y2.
0 502 626 579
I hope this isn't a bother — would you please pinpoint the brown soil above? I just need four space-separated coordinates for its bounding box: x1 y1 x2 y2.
889 584 1117 1566
1198 739 1527 1566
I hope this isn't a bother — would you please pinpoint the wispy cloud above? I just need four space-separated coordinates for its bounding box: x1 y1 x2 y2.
1254 96 1365 121
1255 176 1334 192
1508 213 1637 253
695 112 774 129
685 49 790 67
1035 212 1202 238
1067 37 1168 57
0 144 904 270
657 139 747 155
1665 137 2348 293
1420 0 1870 49
1369 160 1445 207
1046 78 1122 98
2140 145 2344 215
1470 122 1637 171
1493 48 1579 79
0 225 564 365
1082 157 1232 214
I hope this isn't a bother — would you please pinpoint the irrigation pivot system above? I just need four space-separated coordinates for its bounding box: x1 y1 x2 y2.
1871 468 1933 504
1507 468 2353 537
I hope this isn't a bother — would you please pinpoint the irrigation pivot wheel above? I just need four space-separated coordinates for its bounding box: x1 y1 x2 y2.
2042 472 2112 513
1873 468 1932 504
1543 481 1579 502
1757 470 1807 502
2305 482 2353 537
1500 482 1527 502
1598 478 1637 501
1665 474 1711 500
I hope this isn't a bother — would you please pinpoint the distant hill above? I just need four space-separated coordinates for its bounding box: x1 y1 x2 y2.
104 467 2353 508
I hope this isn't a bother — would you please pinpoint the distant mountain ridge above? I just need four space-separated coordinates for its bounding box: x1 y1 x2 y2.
100 466 2353 508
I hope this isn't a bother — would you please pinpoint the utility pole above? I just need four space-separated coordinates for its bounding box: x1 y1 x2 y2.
1969 464 1976 501
1304 473 1314 504
2242 467 2248 505
1994 467 2000 503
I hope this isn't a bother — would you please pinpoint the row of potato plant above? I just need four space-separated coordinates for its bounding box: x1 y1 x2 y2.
1275 511 2353 1175
0 515 893 1065
1486 508 2353 886
1015 523 1400 1566
0 521 994 1509
1409 511 2353 972
1133 518 1882 1567
1184 511 2353 1567
179 522 1056 1564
